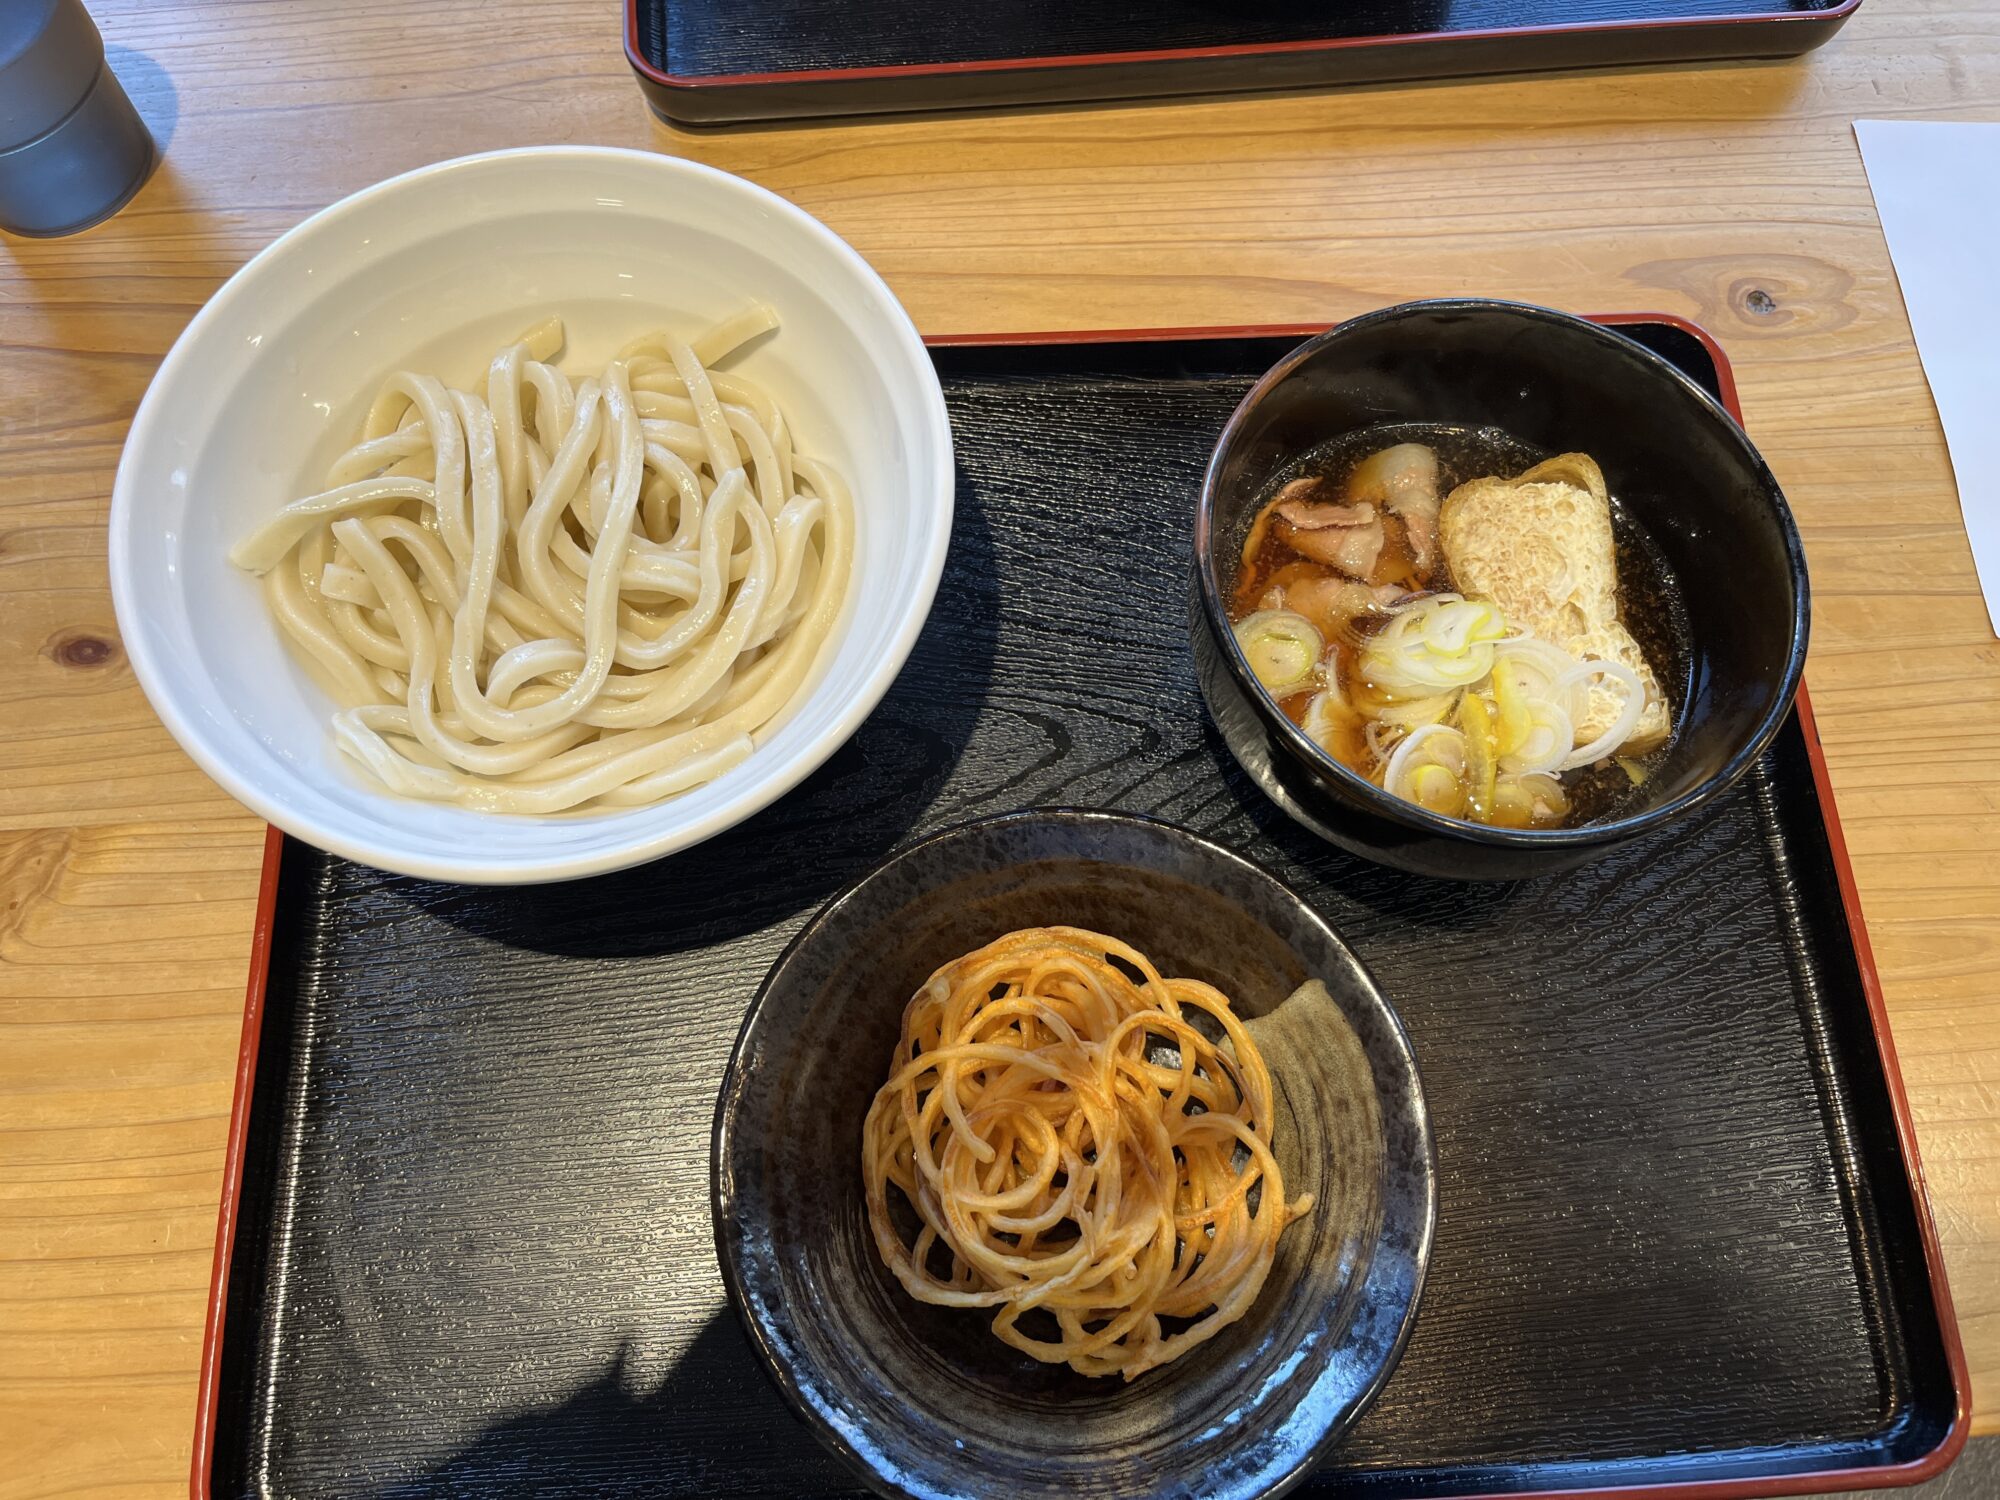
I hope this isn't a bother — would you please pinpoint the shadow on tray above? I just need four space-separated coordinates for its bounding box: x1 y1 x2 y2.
373 1297 2000 1500
373 1311 857 1500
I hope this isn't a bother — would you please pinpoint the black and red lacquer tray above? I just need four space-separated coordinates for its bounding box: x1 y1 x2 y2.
625 0 1860 123
194 317 1966 1499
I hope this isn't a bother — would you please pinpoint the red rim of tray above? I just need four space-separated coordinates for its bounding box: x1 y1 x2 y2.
189 313 1968 1500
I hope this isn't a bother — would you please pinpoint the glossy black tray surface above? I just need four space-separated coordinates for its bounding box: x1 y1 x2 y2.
204 324 1958 1499
626 0 1860 123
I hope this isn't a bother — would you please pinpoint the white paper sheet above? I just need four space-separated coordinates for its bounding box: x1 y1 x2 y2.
1855 119 2000 636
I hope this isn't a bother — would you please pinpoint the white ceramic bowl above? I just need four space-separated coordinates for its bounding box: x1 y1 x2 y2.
110 147 953 884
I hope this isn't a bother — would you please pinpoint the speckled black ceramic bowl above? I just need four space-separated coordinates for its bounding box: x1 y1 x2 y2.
1194 299 1810 881
713 809 1434 1500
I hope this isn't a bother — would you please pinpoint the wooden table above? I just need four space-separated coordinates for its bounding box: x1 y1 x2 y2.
3 1 1997 1493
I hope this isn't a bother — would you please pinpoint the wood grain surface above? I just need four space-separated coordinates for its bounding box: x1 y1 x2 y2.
1 0 1996 1495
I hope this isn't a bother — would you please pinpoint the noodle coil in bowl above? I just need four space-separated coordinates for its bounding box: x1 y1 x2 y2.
715 809 1435 1500
109 148 952 883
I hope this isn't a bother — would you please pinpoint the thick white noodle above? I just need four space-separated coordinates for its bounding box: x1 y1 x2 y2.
232 308 854 814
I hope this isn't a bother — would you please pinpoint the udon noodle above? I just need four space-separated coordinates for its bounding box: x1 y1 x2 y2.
229 308 853 814
861 927 1312 1381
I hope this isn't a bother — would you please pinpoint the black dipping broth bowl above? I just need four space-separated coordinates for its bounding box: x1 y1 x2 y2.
1194 299 1809 882
714 809 1434 1500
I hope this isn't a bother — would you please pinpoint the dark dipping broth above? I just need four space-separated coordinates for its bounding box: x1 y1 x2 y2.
1228 422 1692 828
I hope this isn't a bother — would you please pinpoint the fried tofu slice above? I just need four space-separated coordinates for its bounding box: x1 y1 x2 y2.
1439 454 1671 751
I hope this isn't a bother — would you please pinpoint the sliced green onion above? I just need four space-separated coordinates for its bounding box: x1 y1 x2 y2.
1500 699 1573 777
1555 659 1648 770
1233 609 1324 694
1362 595 1508 696
1383 723 1467 805
1301 686 1357 751
1408 763 1466 816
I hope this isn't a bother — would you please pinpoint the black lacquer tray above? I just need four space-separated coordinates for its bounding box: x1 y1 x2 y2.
195 319 1966 1500
624 0 1860 124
